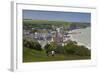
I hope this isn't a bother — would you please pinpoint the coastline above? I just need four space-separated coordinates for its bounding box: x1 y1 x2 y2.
68 27 91 49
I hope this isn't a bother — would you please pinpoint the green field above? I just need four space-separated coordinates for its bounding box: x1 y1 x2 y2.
23 47 91 62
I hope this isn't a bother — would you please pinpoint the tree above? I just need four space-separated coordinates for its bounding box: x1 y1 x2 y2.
44 44 51 52
44 44 51 56
64 40 78 55
55 45 65 54
44 42 57 56
50 42 57 51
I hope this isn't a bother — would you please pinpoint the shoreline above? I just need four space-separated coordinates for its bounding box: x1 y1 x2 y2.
68 27 91 49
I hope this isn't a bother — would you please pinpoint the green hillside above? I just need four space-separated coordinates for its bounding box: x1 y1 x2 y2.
23 47 90 62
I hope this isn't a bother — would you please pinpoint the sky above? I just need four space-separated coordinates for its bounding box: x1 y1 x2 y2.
23 10 91 23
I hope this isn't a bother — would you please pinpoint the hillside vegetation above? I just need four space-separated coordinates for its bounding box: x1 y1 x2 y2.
23 20 90 30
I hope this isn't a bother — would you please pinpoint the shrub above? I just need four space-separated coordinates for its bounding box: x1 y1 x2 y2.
23 38 42 51
63 40 91 56
74 46 91 56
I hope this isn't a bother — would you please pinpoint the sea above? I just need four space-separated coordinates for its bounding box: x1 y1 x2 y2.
68 27 91 49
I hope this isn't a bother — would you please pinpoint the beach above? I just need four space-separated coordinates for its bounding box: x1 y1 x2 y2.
68 27 91 49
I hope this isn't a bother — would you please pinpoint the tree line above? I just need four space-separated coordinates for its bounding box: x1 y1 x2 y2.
23 38 91 56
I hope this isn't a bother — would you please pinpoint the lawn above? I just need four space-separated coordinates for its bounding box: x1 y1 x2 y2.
23 47 91 63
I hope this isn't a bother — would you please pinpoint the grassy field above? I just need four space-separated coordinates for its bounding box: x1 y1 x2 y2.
23 47 91 63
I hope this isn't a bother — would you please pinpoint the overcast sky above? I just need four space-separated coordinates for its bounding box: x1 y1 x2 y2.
23 10 91 23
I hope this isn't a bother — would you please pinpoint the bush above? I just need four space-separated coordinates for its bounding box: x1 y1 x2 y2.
74 46 91 56
63 41 78 55
23 38 42 51
32 41 42 51
63 40 91 56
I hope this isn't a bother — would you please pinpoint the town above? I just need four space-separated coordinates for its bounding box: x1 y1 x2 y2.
23 26 71 48
23 20 91 62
